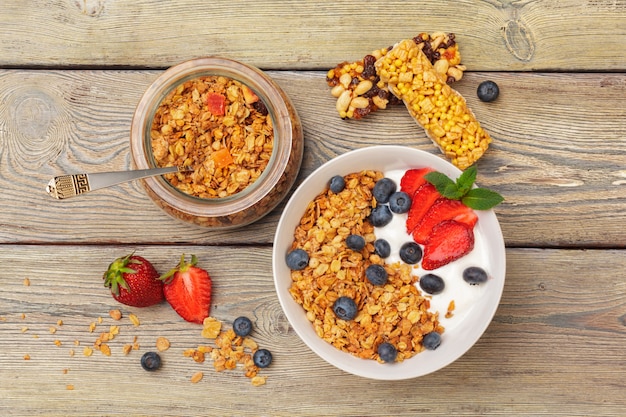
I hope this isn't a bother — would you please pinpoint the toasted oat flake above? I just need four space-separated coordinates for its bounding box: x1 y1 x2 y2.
109 309 122 321
128 313 140 327
156 336 171 352
100 344 111 356
83 347 93 357
49 326 57 334
190 371 204 384
251 376 267 386
23 278 30 286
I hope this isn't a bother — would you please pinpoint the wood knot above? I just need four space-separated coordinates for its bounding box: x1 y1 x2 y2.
73 0 105 17
501 19 535 62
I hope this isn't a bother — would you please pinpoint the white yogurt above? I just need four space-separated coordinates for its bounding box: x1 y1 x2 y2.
374 169 490 332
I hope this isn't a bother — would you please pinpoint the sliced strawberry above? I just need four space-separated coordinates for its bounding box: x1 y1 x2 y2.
405 183 441 234
422 220 475 270
412 198 478 244
400 167 434 196
161 254 212 324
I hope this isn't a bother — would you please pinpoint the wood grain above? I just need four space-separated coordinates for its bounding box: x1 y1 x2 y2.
0 70 624 247
0 245 624 416
0 0 624 70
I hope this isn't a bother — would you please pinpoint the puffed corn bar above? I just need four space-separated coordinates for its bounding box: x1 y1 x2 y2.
326 32 465 119
375 39 491 169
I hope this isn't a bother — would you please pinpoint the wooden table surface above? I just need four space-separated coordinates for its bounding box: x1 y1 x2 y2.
1 1 625 416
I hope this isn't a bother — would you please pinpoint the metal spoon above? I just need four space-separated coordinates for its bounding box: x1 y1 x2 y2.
46 166 193 200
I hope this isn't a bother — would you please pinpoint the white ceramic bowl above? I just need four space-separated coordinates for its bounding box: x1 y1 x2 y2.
272 145 505 380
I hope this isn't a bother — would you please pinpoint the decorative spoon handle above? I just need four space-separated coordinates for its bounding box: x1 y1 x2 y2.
46 166 192 200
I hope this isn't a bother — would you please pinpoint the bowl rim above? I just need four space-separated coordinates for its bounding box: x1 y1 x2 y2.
272 145 506 380
130 56 296 217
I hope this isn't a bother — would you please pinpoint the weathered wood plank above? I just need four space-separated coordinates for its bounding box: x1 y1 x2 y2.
0 69 624 246
0 245 624 416
0 0 624 70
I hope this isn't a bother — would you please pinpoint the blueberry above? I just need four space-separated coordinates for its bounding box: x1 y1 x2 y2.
422 332 442 350
419 273 445 295
332 296 358 321
365 264 388 286
233 316 253 337
463 266 488 285
477 80 499 102
388 191 412 214
346 234 366 251
372 178 396 203
399 242 422 264
286 249 309 270
373 239 391 258
253 348 273 368
140 351 162 371
369 205 393 227
377 342 398 363
329 175 346 193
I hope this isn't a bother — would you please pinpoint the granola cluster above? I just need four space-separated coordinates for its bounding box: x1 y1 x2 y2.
150 75 274 198
288 171 442 362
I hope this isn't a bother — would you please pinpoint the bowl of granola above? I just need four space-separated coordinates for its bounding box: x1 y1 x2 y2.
130 57 303 228
272 145 505 379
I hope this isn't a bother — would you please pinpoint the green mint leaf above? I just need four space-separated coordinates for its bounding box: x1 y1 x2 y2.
456 165 477 195
424 171 462 199
461 188 505 210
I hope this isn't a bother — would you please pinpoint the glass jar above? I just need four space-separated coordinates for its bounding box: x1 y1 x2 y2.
130 57 304 229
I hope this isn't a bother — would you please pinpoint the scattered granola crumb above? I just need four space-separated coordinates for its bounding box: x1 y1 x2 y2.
109 309 122 321
66 384 74 391
54 340 62 347
83 347 93 357
57 319 64 326
69 349 75 357
201 317 221 339
23 278 30 286
100 344 111 356
21 313 26 319
251 376 267 386
21 326 28 333
156 336 170 352
49 326 57 334
89 322 96 333
128 313 140 327
97 317 103 324
122 344 133 355
190 371 204 384
62 368 69 374
23 354 30 360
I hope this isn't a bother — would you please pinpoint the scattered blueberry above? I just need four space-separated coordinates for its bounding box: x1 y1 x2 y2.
399 242 422 264
140 351 162 371
365 264 388 286
346 234 366 251
422 332 442 350
463 266 489 285
333 296 358 321
233 316 253 337
477 80 499 102
388 191 412 214
373 239 391 258
253 349 273 368
377 342 398 363
329 175 346 193
419 273 445 295
286 248 309 270
372 178 396 204
369 205 393 227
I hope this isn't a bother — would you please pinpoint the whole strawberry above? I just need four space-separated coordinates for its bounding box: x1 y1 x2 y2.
103 254 164 307
161 254 212 324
